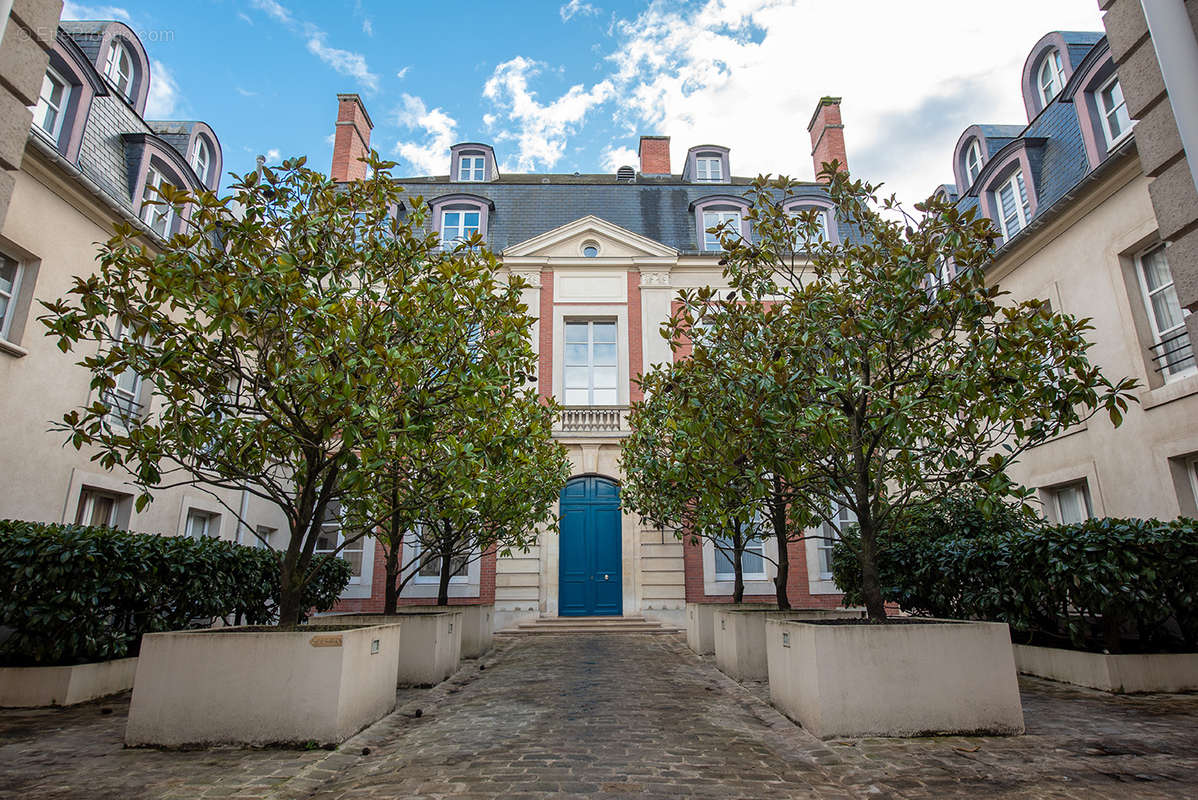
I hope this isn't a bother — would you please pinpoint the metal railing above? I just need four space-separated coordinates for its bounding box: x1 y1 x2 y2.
1149 329 1195 375
556 406 629 434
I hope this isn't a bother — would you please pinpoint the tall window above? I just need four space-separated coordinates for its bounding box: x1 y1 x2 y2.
313 504 364 582
441 209 480 247
702 210 740 251
714 533 766 581
1049 482 1091 525
458 155 485 181
75 488 120 527
997 170 1031 240
190 138 210 183
965 139 982 185
817 502 857 580
563 319 618 405
695 156 722 182
140 166 174 237
1136 244 1194 379
1038 49 1065 106
103 40 134 100
185 509 216 539
103 321 144 427
0 254 21 341
413 532 469 583
1098 76 1132 148
32 68 70 142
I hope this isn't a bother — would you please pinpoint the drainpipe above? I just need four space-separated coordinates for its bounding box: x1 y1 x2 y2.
1141 0 1198 192
236 487 251 545
0 1 14 46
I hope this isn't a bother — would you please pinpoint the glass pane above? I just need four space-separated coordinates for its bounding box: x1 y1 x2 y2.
565 322 588 343
1150 287 1184 333
443 212 460 228
563 366 590 388
592 366 618 388
418 552 440 576
592 321 616 342
740 548 763 575
91 496 115 527
0 258 15 294
563 388 589 405
592 388 618 405
593 342 617 365
564 342 588 365
1057 486 1088 525
1140 248 1172 292
0 294 9 327
464 212 480 228
344 550 363 577
115 367 139 395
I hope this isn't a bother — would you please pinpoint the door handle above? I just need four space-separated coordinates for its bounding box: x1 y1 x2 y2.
603 574 609 581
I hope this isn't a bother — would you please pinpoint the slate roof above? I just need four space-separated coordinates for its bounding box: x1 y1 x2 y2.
390 175 841 254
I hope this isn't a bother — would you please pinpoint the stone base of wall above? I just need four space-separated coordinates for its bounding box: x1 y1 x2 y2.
714 609 866 681
333 612 462 687
1013 644 1198 693
0 657 138 707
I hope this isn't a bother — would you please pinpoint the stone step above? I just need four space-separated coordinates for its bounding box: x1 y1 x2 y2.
495 615 682 636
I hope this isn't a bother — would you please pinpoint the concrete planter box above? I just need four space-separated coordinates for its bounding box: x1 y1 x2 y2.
686 602 776 655
0 656 138 707
766 618 1025 738
334 611 462 686
378 605 493 658
1013 643 1198 693
714 609 865 681
124 624 401 747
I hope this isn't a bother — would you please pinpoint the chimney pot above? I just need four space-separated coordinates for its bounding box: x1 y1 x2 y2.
331 93 374 182
638 136 671 175
807 97 847 183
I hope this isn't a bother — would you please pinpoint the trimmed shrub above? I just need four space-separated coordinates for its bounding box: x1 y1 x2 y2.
0 520 352 666
832 499 1198 652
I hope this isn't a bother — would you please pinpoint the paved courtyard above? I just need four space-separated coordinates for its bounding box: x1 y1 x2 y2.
1 633 1196 799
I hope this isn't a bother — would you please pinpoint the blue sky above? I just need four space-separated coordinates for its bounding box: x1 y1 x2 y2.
63 0 1105 204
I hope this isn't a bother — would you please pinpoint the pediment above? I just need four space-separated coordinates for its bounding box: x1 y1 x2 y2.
503 215 678 260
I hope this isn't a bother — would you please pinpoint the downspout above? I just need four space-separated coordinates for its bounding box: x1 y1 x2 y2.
1141 0 1198 193
0 1 14 45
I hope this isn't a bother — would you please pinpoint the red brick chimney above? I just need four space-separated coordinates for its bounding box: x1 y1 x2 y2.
807 97 847 182
638 135 671 175
331 93 374 182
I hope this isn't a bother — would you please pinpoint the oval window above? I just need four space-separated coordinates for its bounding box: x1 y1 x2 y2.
582 243 600 258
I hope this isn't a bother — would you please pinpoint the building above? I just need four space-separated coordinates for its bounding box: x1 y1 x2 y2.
0 20 296 582
328 94 852 628
938 30 1198 526
1099 0 1198 363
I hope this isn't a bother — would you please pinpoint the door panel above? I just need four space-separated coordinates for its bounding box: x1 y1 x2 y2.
558 506 590 616
558 477 623 617
591 505 622 615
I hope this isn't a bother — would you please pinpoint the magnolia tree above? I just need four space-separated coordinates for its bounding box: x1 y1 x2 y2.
699 167 1138 620
40 154 528 626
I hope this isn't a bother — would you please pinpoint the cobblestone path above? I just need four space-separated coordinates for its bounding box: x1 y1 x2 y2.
2 633 1197 799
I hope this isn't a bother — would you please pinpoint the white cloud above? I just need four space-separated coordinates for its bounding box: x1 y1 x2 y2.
306 34 379 92
235 87 257 97
483 56 614 171
266 148 281 162
396 66 410 80
144 59 179 117
600 145 638 173
392 93 459 175
249 0 294 26
237 11 253 25
602 0 1104 205
60 2 131 21
560 0 600 22
362 17 374 36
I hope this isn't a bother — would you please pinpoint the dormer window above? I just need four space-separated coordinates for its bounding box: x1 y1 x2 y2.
140 166 174 237
191 138 211 183
1098 75 1132 149
965 139 982 185
1038 49 1065 106
441 209 480 247
104 40 134 100
703 210 740 251
695 156 722 182
458 155 485 181
32 68 70 143
996 170 1031 240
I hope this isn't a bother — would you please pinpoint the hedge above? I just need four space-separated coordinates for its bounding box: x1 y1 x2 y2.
832 499 1198 653
0 520 352 666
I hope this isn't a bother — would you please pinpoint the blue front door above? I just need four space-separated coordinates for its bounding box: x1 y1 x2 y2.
558 476 622 617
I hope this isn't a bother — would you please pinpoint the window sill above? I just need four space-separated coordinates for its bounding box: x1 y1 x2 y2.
1140 372 1198 411
714 574 768 583
412 577 469 585
0 338 28 358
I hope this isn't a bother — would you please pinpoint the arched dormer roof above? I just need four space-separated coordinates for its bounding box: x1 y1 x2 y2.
448 143 498 182
122 132 206 200
146 121 223 191
33 29 110 160
1020 31 1103 121
682 145 731 183
951 124 1025 195
60 20 151 115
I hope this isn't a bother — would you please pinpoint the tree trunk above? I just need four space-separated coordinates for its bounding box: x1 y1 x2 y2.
383 537 400 615
278 548 304 627
858 520 887 621
771 477 791 610
436 526 453 607
731 521 745 603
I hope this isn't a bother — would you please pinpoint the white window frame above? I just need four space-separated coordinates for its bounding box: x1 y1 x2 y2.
816 502 857 581
190 137 210 183
695 156 723 182
457 155 485 181
313 513 366 585
713 532 768 582
102 321 146 428
965 139 982 185
104 40 134 100
1038 49 1065 106
75 487 121 527
1098 74 1133 150
562 318 618 406
410 530 470 585
1049 482 1092 525
0 253 23 342
996 170 1030 240
140 166 174 237
185 509 217 540
254 524 277 549
440 209 480 247
32 67 71 143
702 210 741 251
1134 244 1195 381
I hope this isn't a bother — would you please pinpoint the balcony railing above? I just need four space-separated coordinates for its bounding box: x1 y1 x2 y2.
555 405 630 434
1150 329 1195 376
